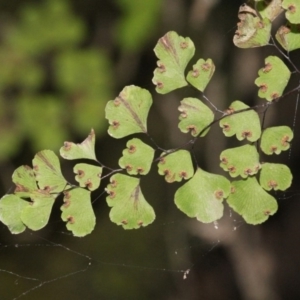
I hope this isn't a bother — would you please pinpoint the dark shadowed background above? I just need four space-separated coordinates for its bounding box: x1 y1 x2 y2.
0 0 300 299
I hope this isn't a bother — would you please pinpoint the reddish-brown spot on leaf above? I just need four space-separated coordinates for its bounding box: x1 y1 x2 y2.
214 190 224 200
113 98 121 106
112 120 120 129
121 220 128 225
241 130 252 138
85 179 92 189
263 62 272 73
63 199 71 208
128 144 136 153
137 167 144 174
77 169 84 178
125 164 133 172
225 107 235 115
187 125 197 135
108 190 116 198
264 210 271 216
43 186 51 193
259 84 268 93
192 68 199 77
180 41 188 49
14 184 30 194
222 123 231 132
244 168 252 175
281 135 290 147
110 179 117 188
164 169 170 176
256 20 264 29
228 166 236 173
67 216 75 224
270 145 278 153
268 180 278 189
230 186 236 194
155 81 164 89
201 62 211 71
179 171 188 179
33 165 39 171
64 191 71 199
221 157 228 164
157 62 166 73
271 92 279 100
137 220 143 226
63 142 72 151
180 111 188 118
288 4 296 13
159 157 166 164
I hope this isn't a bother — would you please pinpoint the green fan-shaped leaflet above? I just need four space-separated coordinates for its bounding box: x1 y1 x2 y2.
60 129 97 160
220 101 261 142
118 138 155 175
158 150 194 183
276 23 300 52
152 31 195 94
227 177 278 224
254 56 291 101
260 126 293 154
282 0 300 24
233 4 272 48
178 98 214 137
220 145 261 178
61 188 95 237
106 173 155 229
0 195 29 234
256 0 284 21
74 164 102 191
21 190 56 231
186 59 215 92
259 163 292 191
175 168 231 223
105 85 152 138
33 150 67 193
12 165 37 198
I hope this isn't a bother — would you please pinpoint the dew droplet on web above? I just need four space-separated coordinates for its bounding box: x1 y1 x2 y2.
183 269 190 280
213 221 218 229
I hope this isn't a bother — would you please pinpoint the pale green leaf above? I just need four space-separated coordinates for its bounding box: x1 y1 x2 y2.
158 150 194 183
175 168 231 223
21 190 55 231
259 163 292 191
12 165 37 198
106 173 155 229
227 177 278 224
256 0 284 21
220 145 261 178
0 195 29 234
60 129 97 160
74 164 102 191
33 150 67 193
61 188 95 237
152 31 195 94
233 4 272 48
186 58 215 92
220 101 261 142
260 126 293 154
254 56 291 101
105 85 152 138
119 138 155 175
282 0 300 24
276 23 300 52
178 98 214 137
